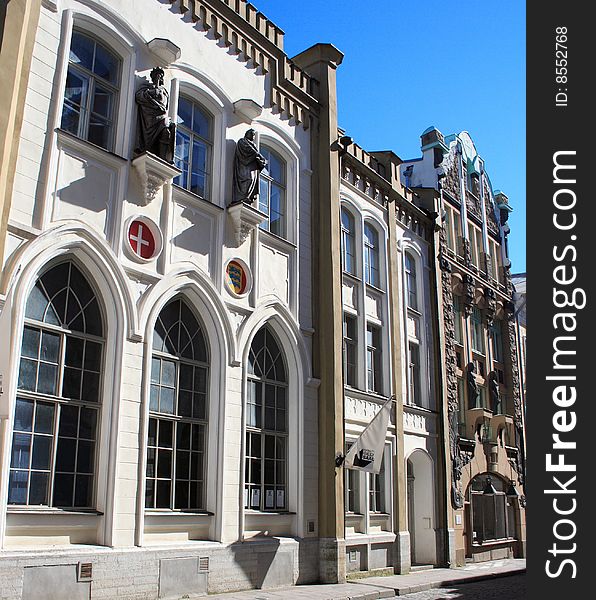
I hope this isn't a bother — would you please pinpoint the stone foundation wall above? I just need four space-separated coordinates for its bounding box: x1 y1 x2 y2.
0 537 321 600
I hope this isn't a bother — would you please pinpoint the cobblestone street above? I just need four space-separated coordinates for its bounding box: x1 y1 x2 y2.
399 574 526 599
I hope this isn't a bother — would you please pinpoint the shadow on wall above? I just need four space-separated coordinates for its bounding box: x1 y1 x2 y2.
229 536 283 590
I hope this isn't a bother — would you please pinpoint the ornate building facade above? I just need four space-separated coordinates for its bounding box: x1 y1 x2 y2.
400 127 526 565
0 1 525 597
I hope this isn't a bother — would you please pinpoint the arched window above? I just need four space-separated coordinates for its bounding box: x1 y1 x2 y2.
259 146 286 238
245 326 288 511
174 96 213 200
405 252 418 311
363 223 380 287
341 208 356 275
146 298 209 510
10 261 103 508
61 30 121 151
468 474 516 543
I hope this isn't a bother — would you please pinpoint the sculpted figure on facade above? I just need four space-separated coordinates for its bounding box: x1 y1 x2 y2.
467 362 479 409
135 67 176 162
232 128 268 205
489 371 502 414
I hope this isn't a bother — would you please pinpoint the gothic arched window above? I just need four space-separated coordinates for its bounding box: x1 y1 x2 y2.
146 298 209 510
10 261 104 508
245 326 288 511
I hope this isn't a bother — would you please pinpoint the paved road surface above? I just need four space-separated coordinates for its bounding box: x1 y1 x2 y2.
399 573 526 599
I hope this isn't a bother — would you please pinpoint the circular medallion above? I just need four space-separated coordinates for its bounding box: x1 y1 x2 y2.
225 259 252 298
124 216 162 263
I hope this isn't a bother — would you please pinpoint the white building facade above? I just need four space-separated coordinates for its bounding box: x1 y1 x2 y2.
0 0 325 597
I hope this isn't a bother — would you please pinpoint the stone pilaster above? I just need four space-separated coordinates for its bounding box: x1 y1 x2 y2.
293 43 345 583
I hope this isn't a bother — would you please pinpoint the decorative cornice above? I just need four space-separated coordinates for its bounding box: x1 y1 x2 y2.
166 0 319 127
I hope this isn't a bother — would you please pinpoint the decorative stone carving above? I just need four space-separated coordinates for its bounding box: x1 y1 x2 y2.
135 67 176 162
231 129 267 205
463 273 475 315
462 238 472 267
132 152 181 205
484 286 496 325
466 190 482 221
227 201 268 247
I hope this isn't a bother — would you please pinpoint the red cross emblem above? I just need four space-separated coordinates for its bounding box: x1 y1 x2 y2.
128 220 156 259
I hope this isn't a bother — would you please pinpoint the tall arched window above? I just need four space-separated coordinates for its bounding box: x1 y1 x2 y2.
174 96 213 200
61 31 121 151
245 326 288 511
468 474 516 543
363 223 380 287
10 261 104 508
146 298 209 510
405 252 418 311
341 208 356 275
259 147 286 238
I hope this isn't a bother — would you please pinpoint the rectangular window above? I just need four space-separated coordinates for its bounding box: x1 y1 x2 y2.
408 341 421 406
471 308 485 355
345 466 360 513
343 315 358 388
453 296 464 345
491 322 504 364
457 377 466 435
366 325 382 394
368 455 385 513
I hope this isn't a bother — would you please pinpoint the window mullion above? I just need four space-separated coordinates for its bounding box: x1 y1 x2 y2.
47 402 61 507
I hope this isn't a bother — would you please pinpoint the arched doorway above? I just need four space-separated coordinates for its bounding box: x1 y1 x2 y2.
407 450 437 566
465 473 518 558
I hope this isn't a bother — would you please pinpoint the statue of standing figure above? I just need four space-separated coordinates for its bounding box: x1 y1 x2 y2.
135 67 175 162
467 362 479 409
489 371 502 414
232 129 268 205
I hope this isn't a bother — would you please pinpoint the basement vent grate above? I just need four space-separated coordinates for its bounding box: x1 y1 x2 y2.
199 557 209 571
78 562 93 581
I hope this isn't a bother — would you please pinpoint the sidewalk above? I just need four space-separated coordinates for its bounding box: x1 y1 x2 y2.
208 558 526 599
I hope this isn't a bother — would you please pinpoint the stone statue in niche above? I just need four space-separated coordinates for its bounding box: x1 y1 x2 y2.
489 371 502 414
467 362 479 409
135 67 176 162
232 128 267 205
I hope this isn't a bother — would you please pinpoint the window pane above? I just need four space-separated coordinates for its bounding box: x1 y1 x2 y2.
69 32 94 70
177 97 193 129
75 474 93 507
87 115 111 149
35 402 55 434
63 367 82 400
81 371 100 402
14 399 34 432
10 433 31 469
59 405 79 437
93 42 119 84
84 341 102 371
92 85 113 118
21 327 40 359
37 363 57 395
18 358 37 392
77 440 95 474
29 472 49 505
192 105 211 139
8 471 28 504
65 336 84 368
31 435 52 470
55 437 76 472
53 473 74 506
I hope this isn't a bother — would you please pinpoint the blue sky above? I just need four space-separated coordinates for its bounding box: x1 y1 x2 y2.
255 0 526 273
